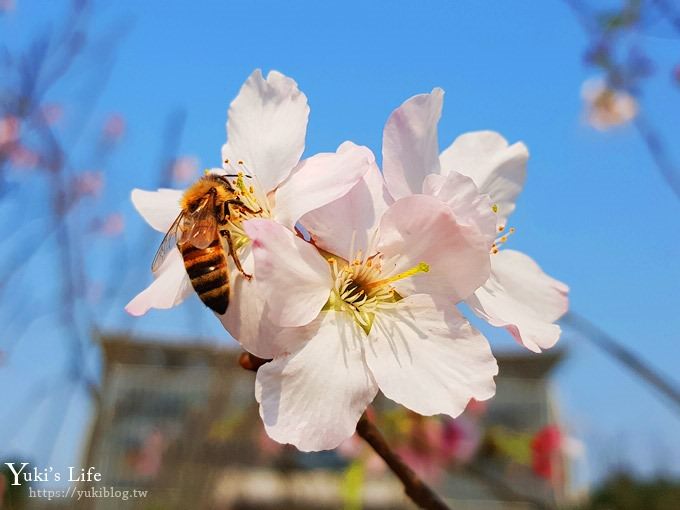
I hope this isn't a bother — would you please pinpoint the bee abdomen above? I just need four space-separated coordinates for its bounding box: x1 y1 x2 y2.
180 241 229 314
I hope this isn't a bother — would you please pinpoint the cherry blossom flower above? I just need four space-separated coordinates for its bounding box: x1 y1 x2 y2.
581 77 638 130
91 213 124 237
171 155 200 183
41 103 64 125
0 116 19 149
125 70 372 358
243 163 497 451
102 113 126 142
73 170 104 198
382 89 568 352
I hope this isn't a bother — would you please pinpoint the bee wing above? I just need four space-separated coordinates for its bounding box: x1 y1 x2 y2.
178 193 218 250
151 212 184 273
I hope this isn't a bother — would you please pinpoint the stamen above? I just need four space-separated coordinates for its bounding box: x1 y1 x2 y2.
492 204 499 214
492 227 516 253
365 262 429 290
348 230 357 265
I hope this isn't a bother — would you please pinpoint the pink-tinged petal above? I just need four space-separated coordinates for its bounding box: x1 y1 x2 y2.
422 172 497 247
244 219 331 328
273 142 374 229
301 151 392 257
439 131 528 228
383 89 443 200
378 195 491 302
130 188 182 233
365 294 497 417
466 249 569 352
218 246 306 359
221 69 309 193
256 311 378 451
125 249 192 316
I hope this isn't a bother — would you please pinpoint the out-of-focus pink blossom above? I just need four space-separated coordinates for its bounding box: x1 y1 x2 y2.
171 155 200 183
0 0 15 13
531 425 563 481
41 104 64 125
442 414 482 464
102 114 126 142
74 171 104 198
256 426 284 459
0 116 20 149
126 429 166 479
673 65 680 86
582 77 638 130
396 414 446 483
91 213 124 237
465 398 487 417
9 145 40 169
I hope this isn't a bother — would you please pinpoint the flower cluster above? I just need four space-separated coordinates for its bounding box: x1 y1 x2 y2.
127 70 568 452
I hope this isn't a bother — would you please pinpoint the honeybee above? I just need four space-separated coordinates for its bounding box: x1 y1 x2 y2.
152 173 258 314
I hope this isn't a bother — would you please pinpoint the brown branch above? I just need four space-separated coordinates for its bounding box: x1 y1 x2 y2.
356 413 450 510
237 351 451 510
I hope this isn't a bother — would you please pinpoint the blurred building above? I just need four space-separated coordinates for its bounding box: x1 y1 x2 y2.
72 334 574 510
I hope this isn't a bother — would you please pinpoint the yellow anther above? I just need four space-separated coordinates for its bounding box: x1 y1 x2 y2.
249 186 254 193
204 168 210 175
498 225 505 232
224 159 230 164
492 204 499 214
492 247 499 254
509 227 516 233
237 160 244 165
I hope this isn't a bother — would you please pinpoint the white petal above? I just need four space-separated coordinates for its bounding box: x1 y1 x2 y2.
130 188 183 233
221 69 309 194
365 294 497 417
125 248 192 315
439 131 528 227
378 195 491 303
273 142 374 229
244 219 331 327
301 152 392 257
382 89 443 200
256 311 378 451
466 249 569 352
422 172 497 246
217 246 306 359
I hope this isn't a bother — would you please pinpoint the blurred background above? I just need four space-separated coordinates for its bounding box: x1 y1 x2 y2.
1 1 679 508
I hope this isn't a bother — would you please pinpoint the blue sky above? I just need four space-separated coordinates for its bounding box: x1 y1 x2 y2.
2 0 679 487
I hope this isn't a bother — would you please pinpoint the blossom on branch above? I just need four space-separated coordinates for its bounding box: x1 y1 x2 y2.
243 159 498 451
125 70 371 358
382 89 569 352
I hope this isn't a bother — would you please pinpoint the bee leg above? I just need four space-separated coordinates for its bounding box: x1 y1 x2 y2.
223 229 252 280
224 198 263 216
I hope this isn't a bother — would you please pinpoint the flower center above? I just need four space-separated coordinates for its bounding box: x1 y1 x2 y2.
219 161 271 250
325 251 429 334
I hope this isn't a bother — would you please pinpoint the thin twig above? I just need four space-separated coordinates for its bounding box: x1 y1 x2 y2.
563 0 680 200
237 351 451 510
563 311 680 414
356 413 451 510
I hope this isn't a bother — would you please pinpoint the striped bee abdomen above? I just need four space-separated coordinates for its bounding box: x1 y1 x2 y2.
180 239 229 314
